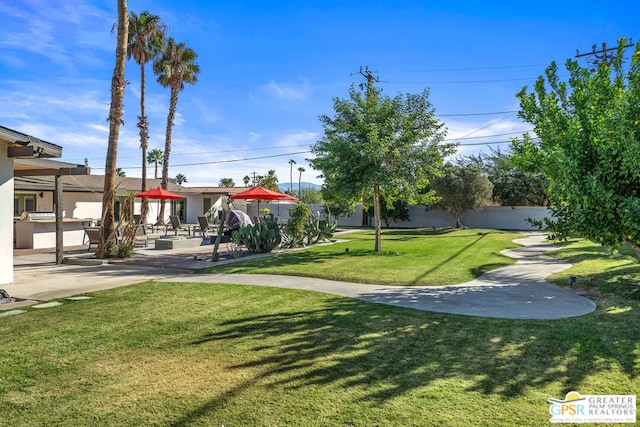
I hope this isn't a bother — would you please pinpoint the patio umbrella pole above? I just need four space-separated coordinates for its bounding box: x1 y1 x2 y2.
211 209 226 262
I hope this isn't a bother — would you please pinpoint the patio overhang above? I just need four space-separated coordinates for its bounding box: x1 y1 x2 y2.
14 158 90 177
1 125 62 159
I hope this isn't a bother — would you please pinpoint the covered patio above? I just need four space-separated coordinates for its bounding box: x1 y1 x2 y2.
2 125 90 285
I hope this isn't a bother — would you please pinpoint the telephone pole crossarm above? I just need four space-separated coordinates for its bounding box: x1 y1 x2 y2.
576 40 635 66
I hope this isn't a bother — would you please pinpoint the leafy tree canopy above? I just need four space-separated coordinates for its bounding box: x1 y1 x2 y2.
464 148 549 206
256 169 279 191
298 187 324 204
516 38 640 254
366 196 410 228
431 162 493 228
311 84 453 251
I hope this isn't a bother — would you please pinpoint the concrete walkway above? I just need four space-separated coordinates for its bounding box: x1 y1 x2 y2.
2 232 596 319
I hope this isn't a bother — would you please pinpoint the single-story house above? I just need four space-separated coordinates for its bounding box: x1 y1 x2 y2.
14 174 251 243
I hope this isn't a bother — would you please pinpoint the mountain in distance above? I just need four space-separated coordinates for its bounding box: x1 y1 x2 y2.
278 182 322 192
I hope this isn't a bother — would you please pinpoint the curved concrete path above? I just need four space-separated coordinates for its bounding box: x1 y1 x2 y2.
4 233 596 319
160 233 596 319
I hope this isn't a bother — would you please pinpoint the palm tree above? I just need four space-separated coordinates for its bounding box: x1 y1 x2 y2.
175 173 187 185
99 0 128 258
146 148 163 179
243 175 251 186
219 178 235 187
297 166 305 195
127 10 165 223
153 37 200 224
288 159 296 193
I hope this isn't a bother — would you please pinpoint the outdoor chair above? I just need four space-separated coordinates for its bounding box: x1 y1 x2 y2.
133 224 150 247
196 215 216 237
83 227 101 251
166 215 190 236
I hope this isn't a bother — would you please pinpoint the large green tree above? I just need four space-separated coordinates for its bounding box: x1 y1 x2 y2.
98 0 128 258
311 84 452 251
516 39 640 254
256 169 279 191
153 38 199 224
465 148 549 206
431 162 493 228
127 10 165 223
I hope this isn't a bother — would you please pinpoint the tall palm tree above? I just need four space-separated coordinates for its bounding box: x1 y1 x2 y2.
127 10 165 223
99 0 128 258
146 148 163 179
297 166 305 196
153 37 200 224
288 159 296 193
243 175 251 186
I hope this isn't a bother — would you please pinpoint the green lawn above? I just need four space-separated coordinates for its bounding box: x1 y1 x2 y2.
1 232 638 426
198 228 522 286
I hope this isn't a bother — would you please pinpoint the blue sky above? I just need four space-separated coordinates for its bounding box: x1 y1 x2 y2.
2 0 640 186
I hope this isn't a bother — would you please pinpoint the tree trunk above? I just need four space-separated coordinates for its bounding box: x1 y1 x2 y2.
373 181 382 252
624 239 640 259
139 63 149 225
98 0 128 258
158 85 178 225
455 211 463 229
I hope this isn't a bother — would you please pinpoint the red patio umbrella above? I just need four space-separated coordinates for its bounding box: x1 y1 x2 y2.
134 187 184 200
230 185 298 215
230 185 298 201
135 187 184 225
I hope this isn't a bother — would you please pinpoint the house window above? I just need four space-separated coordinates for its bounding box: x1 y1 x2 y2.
171 200 186 222
203 198 212 220
14 194 37 217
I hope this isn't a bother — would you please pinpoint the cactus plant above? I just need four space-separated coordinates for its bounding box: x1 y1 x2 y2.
232 215 282 253
306 211 338 244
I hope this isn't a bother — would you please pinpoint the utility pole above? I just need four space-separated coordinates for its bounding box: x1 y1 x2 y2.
576 40 634 70
357 66 379 92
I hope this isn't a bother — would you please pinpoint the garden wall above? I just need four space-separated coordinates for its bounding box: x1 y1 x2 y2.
250 203 552 231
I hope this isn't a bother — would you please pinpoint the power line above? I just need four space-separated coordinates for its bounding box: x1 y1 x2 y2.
381 64 549 73
437 110 518 117
92 150 312 171
84 127 534 170
444 130 532 141
390 77 541 85
457 139 522 147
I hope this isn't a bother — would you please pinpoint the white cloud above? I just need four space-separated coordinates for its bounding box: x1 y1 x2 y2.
248 132 262 142
260 79 310 101
444 115 533 158
274 130 318 147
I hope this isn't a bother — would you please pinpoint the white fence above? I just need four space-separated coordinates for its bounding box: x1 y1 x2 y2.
248 203 552 231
